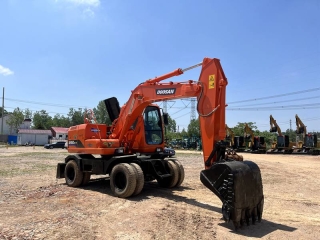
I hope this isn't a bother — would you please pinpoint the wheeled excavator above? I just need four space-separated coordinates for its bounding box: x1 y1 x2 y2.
293 114 319 155
267 115 293 154
244 123 266 154
56 58 264 229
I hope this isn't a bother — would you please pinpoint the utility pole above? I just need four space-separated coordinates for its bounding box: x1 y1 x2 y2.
1 87 4 134
163 100 167 113
190 98 196 121
290 119 292 132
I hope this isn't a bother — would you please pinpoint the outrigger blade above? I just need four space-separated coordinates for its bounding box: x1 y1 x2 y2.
200 160 264 229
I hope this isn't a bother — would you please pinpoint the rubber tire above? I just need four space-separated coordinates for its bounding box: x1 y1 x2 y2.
82 173 91 185
171 160 185 187
50 146 53 149
110 163 137 198
167 160 179 188
130 163 145 196
65 160 83 187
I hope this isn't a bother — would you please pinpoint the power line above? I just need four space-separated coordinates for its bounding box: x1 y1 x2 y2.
227 87 320 105
229 96 320 107
5 106 69 116
5 97 88 109
228 103 320 111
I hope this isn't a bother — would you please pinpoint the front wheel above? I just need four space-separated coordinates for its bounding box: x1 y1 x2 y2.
110 163 137 198
65 160 83 187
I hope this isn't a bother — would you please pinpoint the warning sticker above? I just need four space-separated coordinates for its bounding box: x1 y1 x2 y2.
209 75 215 89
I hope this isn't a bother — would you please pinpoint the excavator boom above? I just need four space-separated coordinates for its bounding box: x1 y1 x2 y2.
270 115 282 136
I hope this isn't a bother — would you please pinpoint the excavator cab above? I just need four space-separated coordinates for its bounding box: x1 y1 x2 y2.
143 106 164 145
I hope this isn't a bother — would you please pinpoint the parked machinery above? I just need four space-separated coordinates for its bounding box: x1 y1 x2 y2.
225 124 243 161
266 115 294 154
293 114 319 155
225 124 234 148
225 124 246 153
244 123 266 154
56 57 264 229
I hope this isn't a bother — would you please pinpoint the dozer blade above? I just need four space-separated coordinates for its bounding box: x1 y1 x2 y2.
200 160 264 229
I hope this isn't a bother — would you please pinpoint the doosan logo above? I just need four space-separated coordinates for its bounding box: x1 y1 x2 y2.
156 88 176 95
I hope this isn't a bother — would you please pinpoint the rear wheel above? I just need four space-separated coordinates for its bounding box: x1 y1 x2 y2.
110 163 137 198
158 160 179 188
172 160 185 187
130 163 145 196
65 160 83 187
82 173 91 185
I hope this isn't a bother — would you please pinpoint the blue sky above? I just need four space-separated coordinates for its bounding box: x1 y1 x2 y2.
0 0 319 132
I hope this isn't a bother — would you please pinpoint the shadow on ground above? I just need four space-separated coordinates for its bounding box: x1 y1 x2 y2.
71 178 297 237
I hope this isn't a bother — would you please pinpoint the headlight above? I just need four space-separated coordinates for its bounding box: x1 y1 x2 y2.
115 148 124 154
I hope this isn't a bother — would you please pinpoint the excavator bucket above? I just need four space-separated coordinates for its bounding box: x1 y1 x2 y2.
200 160 264 229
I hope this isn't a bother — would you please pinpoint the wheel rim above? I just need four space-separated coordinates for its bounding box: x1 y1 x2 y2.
114 172 127 191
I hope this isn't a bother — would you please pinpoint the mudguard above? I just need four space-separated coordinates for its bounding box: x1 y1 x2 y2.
200 160 264 229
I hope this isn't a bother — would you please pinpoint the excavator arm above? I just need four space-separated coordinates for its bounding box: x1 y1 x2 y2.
269 115 282 136
244 123 255 145
225 124 235 147
295 114 307 136
110 58 227 169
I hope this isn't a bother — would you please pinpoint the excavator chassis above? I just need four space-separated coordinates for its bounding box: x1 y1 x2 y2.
200 160 264 229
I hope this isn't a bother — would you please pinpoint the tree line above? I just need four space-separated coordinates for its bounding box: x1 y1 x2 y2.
2 104 318 147
0 101 110 133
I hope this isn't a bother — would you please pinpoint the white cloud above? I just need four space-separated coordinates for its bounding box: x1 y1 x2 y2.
56 0 100 7
54 0 100 18
0 65 14 76
83 8 95 18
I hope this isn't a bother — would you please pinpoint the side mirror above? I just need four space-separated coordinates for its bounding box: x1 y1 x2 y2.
163 113 169 126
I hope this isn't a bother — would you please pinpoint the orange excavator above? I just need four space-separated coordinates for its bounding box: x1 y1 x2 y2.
56 58 264 229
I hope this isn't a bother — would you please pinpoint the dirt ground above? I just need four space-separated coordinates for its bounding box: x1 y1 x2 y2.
0 146 319 240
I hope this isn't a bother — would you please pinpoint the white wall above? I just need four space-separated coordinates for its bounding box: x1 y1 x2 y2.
0 116 32 135
0 115 13 134
18 134 49 145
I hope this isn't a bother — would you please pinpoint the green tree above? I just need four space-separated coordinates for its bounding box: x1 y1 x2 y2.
24 108 33 119
93 101 111 124
32 110 53 129
0 107 8 118
166 115 177 133
6 107 24 133
285 128 297 142
68 108 85 126
163 114 178 142
231 122 258 136
180 128 188 137
187 118 200 137
258 130 277 147
52 113 70 127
